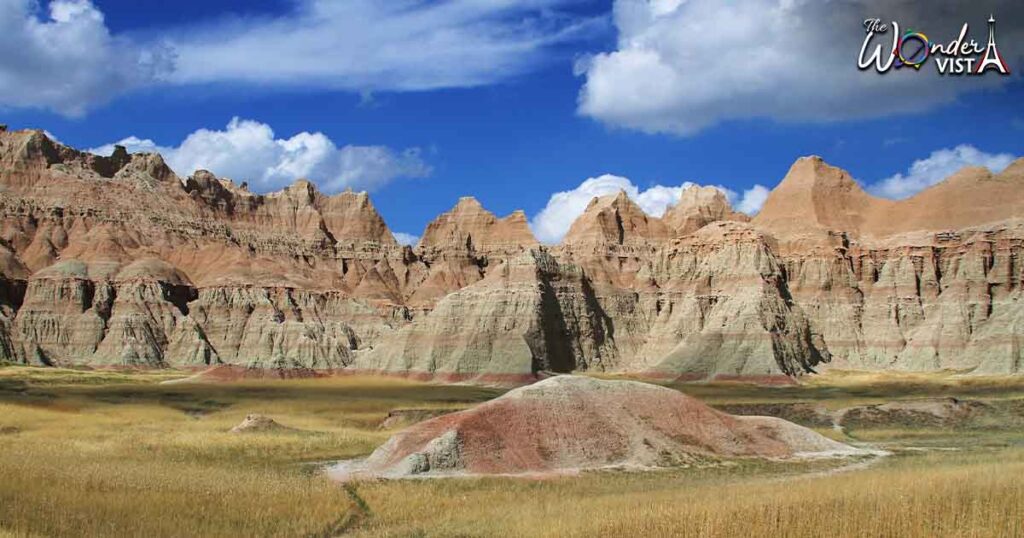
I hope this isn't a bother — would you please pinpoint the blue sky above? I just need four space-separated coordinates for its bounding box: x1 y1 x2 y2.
1 0 1022 243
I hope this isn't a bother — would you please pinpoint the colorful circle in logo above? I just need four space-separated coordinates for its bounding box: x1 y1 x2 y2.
896 30 930 69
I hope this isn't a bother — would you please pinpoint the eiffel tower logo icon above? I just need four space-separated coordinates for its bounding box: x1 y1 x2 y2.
975 14 1011 75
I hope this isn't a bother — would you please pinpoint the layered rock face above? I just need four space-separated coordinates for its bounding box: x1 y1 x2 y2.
640 223 827 379
0 127 1021 379
662 185 749 235
563 191 670 248
0 128 410 369
418 196 536 255
754 157 1024 373
405 196 537 309
353 249 617 382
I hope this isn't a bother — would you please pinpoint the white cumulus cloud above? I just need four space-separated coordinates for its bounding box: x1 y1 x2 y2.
529 174 769 244
0 0 171 115
392 232 420 247
868 145 1018 199
0 0 598 115
164 0 599 92
89 118 431 193
735 185 771 215
577 0 1024 135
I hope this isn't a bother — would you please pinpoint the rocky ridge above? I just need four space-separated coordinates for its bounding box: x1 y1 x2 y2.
0 127 1022 380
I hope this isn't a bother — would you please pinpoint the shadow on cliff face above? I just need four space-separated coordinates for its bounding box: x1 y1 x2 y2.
163 284 198 316
533 277 577 374
0 279 26 311
528 259 617 375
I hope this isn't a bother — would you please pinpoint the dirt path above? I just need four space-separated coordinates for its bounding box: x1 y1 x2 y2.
309 484 371 537
769 450 890 484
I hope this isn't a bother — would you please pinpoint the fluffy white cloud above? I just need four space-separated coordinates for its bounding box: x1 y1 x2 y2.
90 118 431 193
529 173 769 244
577 0 1024 135
165 0 598 92
868 145 1017 199
392 232 420 247
0 0 171 115
0 0 596 114
735 185 771 215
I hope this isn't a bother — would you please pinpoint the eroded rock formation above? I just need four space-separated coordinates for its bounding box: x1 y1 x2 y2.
663 184 749 235
330 376 862 479
0 127 1021 379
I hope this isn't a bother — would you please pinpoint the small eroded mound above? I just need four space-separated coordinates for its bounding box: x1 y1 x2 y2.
230 414 294 434
839 398 993 429
332 376 863 479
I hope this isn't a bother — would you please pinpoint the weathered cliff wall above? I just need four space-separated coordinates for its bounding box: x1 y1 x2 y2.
1 128 1021 380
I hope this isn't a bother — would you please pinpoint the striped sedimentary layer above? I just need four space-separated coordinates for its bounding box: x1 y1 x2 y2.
1 127 1022 380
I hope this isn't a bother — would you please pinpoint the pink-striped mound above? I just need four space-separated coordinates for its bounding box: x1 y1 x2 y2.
331 376 863 479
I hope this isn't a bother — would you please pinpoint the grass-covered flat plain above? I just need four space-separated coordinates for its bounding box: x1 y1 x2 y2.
0 367 1022 537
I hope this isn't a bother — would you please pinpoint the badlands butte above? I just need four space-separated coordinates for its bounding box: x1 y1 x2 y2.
0 126 1022 383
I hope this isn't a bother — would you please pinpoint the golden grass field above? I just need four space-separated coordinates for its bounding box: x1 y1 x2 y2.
1 367 1022 537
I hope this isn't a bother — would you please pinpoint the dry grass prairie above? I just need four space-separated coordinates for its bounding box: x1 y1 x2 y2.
0 369 498 537
0 367 1022 537
350 448 1024 538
